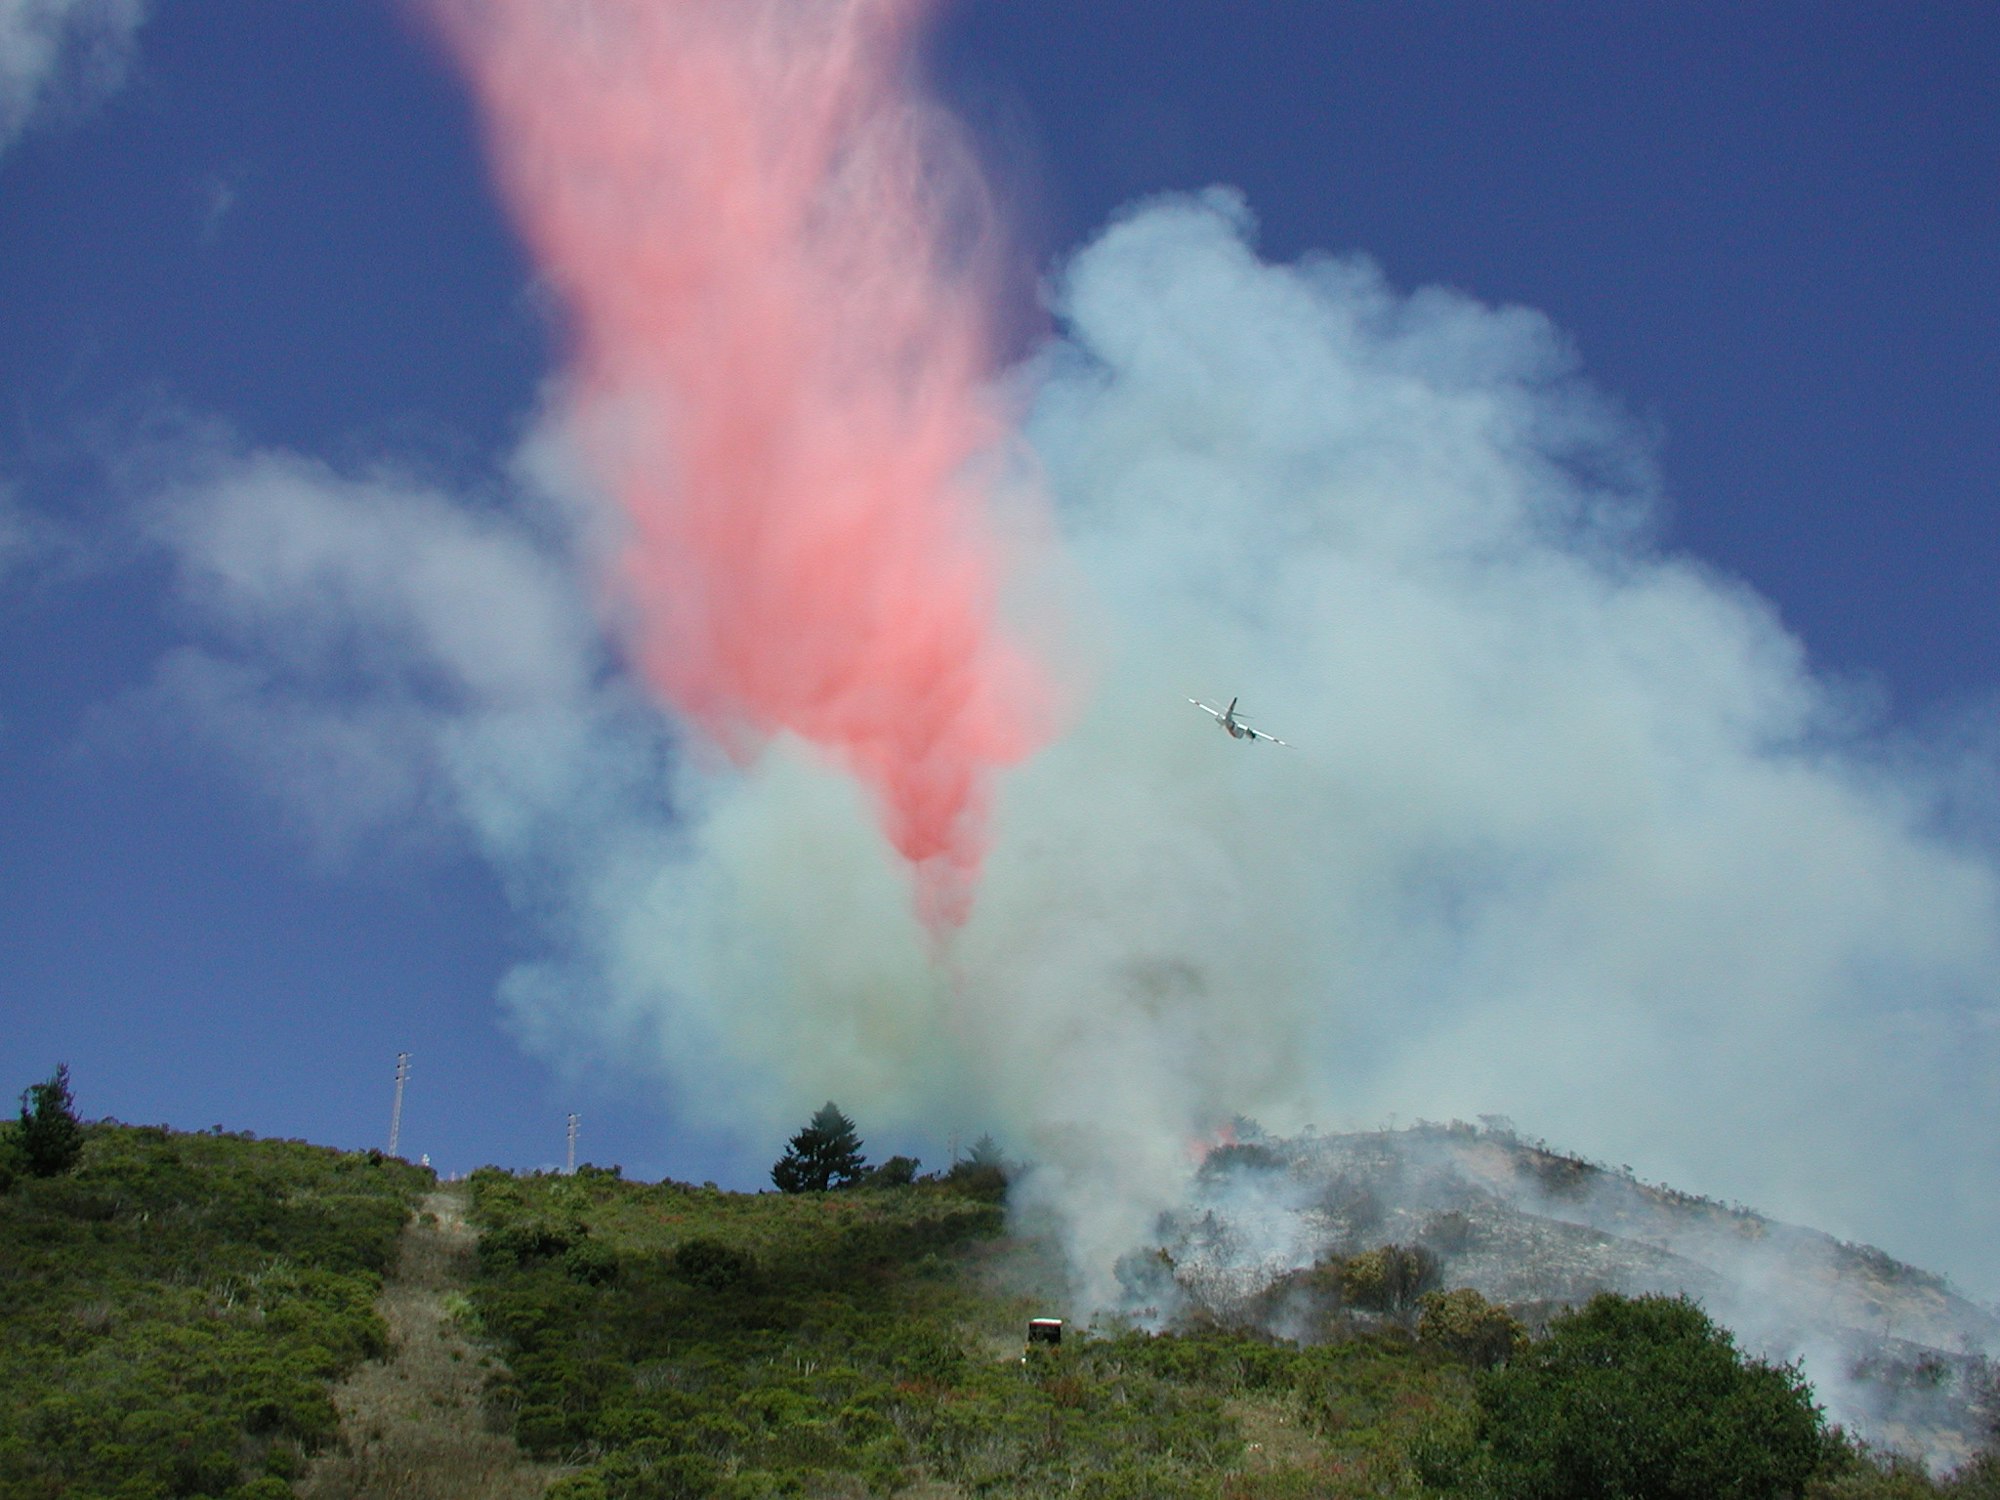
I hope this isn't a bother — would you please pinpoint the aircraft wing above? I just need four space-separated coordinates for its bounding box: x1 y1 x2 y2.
1188 698 1225 719
1245 725 1294 747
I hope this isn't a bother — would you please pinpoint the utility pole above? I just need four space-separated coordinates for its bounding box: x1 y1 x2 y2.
388 1052 411 1157
565 1113 579 1175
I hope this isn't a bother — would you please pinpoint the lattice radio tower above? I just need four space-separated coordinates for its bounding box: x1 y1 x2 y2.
387 1052 411 1157
565 1113 580 1174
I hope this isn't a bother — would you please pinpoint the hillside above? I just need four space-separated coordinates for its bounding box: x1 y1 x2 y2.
1159 1123 2000 1467
4 1113 1999 1499
295 1181 562 1499
0 1120 431 1498
462 1161 1473 1498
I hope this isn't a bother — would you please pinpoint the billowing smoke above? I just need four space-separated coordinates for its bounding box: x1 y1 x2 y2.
0 0 147 152
429 0 1052 929
949 192 2000 1313
128 10 2000 1379
137 187 2000 1325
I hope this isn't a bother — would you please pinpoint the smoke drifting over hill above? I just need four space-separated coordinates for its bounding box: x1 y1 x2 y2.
124 11 1999 1339
1150 1123 2000 1466
139 187 2000 1320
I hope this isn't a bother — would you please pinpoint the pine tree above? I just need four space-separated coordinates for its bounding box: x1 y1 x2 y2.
770 1102 867 1192
945 1133 1009 1200
19 1063 84 1177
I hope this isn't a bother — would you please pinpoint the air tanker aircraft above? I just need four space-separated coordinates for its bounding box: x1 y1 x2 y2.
1189 697 1292 746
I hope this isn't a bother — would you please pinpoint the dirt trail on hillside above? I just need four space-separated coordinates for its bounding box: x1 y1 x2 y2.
298 1184 567 1500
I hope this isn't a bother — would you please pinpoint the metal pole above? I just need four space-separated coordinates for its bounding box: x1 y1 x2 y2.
388 1052 411 1156
566 1113 579 1174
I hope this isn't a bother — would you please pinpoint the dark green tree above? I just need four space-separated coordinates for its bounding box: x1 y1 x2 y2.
944 1133 1009 1200
770 1101 867 1192
1471 1292 1827 1500
18 1063 84 1177
962 1133 1004 1169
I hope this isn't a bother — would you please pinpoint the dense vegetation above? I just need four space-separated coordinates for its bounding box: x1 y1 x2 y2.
464 1160 1494 1498
464 1159 2000 1500
1415 1293 1828 1499
0 1106 431 1499
6 1082 1997 1499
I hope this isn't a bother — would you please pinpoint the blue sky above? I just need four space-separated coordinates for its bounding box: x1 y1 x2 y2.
2 2 1996 1286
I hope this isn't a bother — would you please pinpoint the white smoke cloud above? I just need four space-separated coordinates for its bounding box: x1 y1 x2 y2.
134 191 2000 1311
0 0 147 153
915 194 1988 1309
126 435 787 1111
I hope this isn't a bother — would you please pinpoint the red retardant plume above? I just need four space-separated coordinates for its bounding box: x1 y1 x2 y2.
433 1 1051 930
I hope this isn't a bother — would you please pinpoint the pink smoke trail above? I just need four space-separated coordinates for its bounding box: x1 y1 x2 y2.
432 1 1050 930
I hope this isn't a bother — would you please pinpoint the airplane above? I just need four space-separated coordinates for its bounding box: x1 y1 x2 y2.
1189 696 1292 746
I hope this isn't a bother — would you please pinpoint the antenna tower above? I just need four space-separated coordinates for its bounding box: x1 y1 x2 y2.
387 1052 411 1157
566 1113 580 1175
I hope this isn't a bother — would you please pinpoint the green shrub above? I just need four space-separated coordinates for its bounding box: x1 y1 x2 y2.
0 1123 427 1498
1471 1293 1828 1500
478 1215 581 1273
1956 1453 2000 1497
565 1237 620 1286
1806 1441 2000 1498
885 1322 966 1387
556 1448 723 1500
1419 1288 1527 1368
1341 1243 1439 1314
516 1401 587 1456
670 1236 758 1292
867 1155 921 1187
